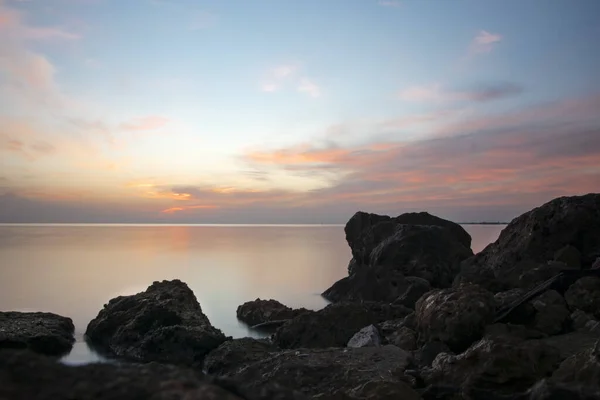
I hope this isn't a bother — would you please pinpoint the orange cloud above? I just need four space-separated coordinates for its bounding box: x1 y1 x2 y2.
120 116 170 131
162 204 219 214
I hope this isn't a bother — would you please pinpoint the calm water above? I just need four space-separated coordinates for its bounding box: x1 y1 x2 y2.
0 223 504 364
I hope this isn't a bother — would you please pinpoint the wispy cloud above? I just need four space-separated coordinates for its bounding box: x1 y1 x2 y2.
120 116 170 131
297 77 321 98
261 64 298 92
398 82 522 103
470 30 502 54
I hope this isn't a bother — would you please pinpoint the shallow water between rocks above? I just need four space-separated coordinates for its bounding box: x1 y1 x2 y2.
0 223 504 364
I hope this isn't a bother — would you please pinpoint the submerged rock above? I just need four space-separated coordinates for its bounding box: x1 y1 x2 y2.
85 279 228 366
273 302 412 349
0 349 306 400
456 193 600 292
0 312 74 356
236 299 310 327
415 284 496 352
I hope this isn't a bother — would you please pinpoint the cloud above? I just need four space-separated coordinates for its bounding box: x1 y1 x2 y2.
297 78 321 98
378 1 400 7
120 116 170 131
398 82 523 103
470 30 502 54
0 3 79 41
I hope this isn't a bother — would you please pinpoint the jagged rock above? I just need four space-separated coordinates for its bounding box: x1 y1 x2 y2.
527 379 600 400
386 327 417 351
85 280 228 366
565 277 600 319
554 245 582 269
236 299 310 327
394 276 431 309
203 338 277 376
495 288 528 309
413 341 452 368
206 344 413 399
571 310 600 333
530 290 570 335
552 340 600 389
273 302 412 349
456 194 600 292
422 336 562 396
416 284 496 352
494 288 537 325
0 312 74 356
347 325 381 348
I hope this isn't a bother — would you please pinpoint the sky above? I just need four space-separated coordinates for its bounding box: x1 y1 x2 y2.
0 0 599 224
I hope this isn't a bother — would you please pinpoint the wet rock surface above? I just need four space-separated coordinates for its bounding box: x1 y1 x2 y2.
85 279 228 366
236 299 310 327
0 349 307 400
0 312 74 356
273 301 412 349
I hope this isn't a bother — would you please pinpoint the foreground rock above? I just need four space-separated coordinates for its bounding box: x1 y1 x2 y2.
85 279 228 366
0 312 74 356
457 193 600 292
236 299 310 327
565 277 600 319
204 341 416 399
0 349 306 400
273 302 412 349
416 284 496 352
552 340 600 389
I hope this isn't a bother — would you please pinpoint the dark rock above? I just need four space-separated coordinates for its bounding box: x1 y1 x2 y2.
571 310 600 333
377 318 408 337
552 340 600 389
386 327 417 351
394 276 431 309
0 312 74 356
347 325 381 348
456 193 600 291
0 349 306 400
236 299 310 327
422 336 562 396
203 338 277 376
530 290 570 335
484 323 544 340
495 288 528 309
209 344 412 399
535 331 600 361
494 288 537 325
414 341 452 368
554 245 582 269
273 301 412 349
565 277 600 319
527 379 600 400
85 279 228 366
346 380 421 400
593 257 600 270
416 284 496 352
517 261 577 290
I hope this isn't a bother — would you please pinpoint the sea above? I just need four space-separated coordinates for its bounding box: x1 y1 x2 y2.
0 223 505 365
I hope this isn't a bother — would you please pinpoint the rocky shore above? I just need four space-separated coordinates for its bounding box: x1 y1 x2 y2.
1 193 600 399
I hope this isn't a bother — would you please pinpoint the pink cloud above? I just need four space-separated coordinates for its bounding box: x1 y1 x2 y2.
471 30 502 53
120 116 170 131
398 82 522 103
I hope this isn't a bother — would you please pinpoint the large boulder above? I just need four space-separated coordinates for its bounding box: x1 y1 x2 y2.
552 340 600 389
415 284 496 352
236 299 310 327
529 290 570 336
565 277 600 319
85 279 228 366
422 336 562 396
0 312 74 356
457 193 600 292
0 349 306 400
203 338 277 376
273 302 412 349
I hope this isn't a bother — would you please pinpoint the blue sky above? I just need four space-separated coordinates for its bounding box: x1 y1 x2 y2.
0 0 599 223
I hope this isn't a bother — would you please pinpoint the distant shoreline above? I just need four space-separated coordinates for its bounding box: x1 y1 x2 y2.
0 222 508 226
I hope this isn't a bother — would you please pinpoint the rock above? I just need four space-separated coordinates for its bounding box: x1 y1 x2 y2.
209 344 413 399
571 310 600 333
347 325 381 348
85 279 228 366
347 380 421 400
422 336 562 396
413 341 452 368
456 193 600 291
236 299 310 327
394 276 431 309
554 245 582 269
386 327 417 351
495 288 528 309
273 301 412 349
0 349 307 400
0 312 74 356
494 288 537 325
517 261 577 290
536 331 600 361
593 257 600 270
552 340 600 389
203 338 277 376
530 290 570 335
527 379 600 400
565 277 600 319
484 323 544 340
416 284 496 352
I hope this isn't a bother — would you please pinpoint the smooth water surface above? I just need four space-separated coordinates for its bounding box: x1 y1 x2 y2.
0 224 504 364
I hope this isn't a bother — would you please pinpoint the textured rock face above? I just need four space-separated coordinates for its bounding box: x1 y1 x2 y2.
236 299 310 326
85 280 228 366
385 327 417 351
552 340 600 389
529 290 570 335
203 338 276 376
565 277 600 319
0 312 74 356
204 344 414 399
347 325 381 348
422 337 562 396
393 276 431 309
456 194 600 292
0 349 306 400
416 284 497 352
273 302 412 349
